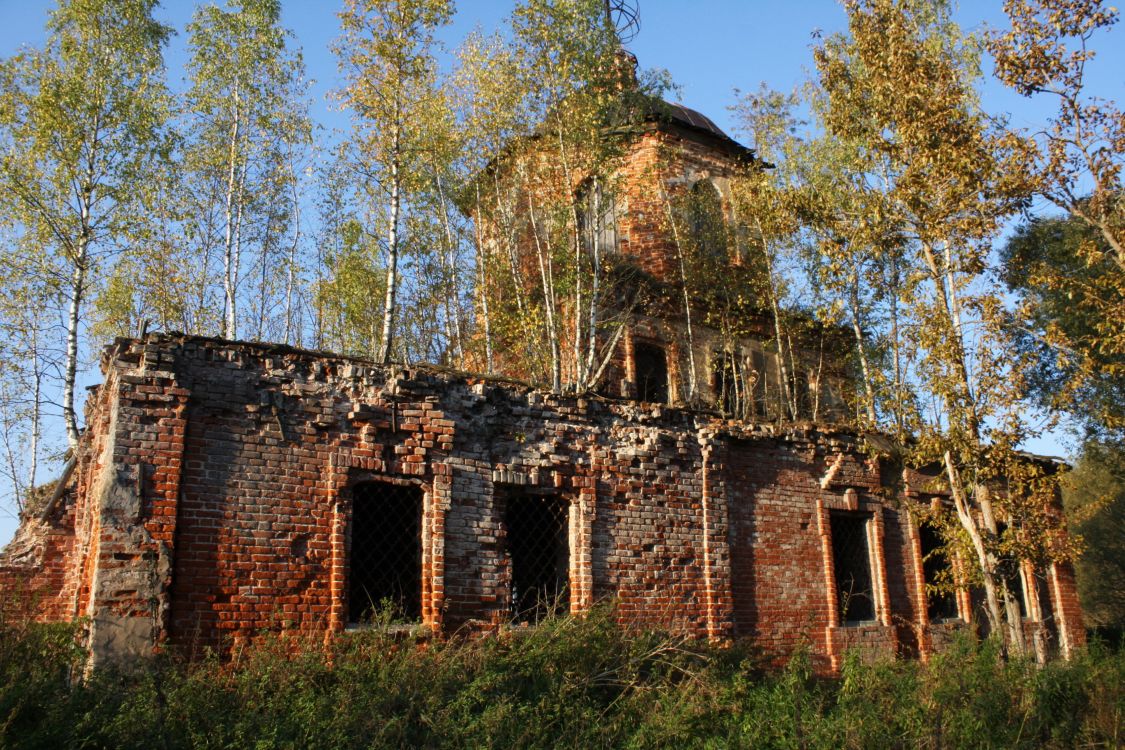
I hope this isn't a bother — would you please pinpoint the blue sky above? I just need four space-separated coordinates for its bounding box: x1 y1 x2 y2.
6 1 1116 148
0 1 1121 543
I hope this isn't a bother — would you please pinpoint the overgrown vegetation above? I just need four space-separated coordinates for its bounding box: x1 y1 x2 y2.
1 608 1121 749
1 0 1121 677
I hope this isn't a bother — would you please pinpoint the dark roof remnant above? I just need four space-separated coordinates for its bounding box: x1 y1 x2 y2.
664 102 732 141
645 98 757 159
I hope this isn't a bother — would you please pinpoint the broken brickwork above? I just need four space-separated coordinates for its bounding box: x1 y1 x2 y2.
0 334 1084 671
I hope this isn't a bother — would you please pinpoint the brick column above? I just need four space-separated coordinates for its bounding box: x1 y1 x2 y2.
698 433 733 640
427 463 452 631
570 484 596 613
324 448 349 641
869 506 893 629
816 497 839 628
1049 561 1085 658
903 516 933 660
85 354 190 667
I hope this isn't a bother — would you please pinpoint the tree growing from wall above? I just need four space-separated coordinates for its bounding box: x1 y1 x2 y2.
815 0 1063 657
335 0 453 365
183 0 311 342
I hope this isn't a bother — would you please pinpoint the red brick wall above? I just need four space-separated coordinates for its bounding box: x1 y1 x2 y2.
0 334 1086 671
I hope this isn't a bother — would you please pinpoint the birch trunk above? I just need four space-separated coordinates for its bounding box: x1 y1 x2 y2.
526 191 561 392
660 184 698 401
921 238 1027 656
377 126 402 366
849 266 878 425
889 253 904 433
222 87 243 340
435 173 464 367
284 159 300 345
472 186 494 372
756 217 796 421
28 324 42 494
582 180 603 389
62 244 87 450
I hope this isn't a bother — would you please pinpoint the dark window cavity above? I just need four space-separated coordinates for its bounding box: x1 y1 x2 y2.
919 523 959 621
751 350 768 416
504 495 570 623
348 482 423 624
1011 568 1029 619
634 342 668 404
997 521 1029 619
712 352 745 417
1034 568 1053 623
830 511 876 623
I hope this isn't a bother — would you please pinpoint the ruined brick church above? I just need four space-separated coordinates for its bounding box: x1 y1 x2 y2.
0 62 1083 672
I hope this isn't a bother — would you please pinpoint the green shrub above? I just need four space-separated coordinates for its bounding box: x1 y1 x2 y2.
0 607 1121 749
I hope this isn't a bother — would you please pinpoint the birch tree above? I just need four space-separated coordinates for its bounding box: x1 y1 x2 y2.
506 0 660 392
990 1 1125 440
0 0 172 449
0 237 59 512
729 87 809 421
335 0 453 365
990 0 1123 266
816 0 1059 656
450 30 528 375
184 0 310 341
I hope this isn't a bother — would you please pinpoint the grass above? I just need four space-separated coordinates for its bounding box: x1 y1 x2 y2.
0 606 1121 749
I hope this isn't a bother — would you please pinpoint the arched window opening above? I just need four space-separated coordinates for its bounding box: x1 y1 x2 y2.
348 481 423 625
687 180 727 260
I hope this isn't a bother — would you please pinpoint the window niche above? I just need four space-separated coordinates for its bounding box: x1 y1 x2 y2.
829 511 877 624
577 177 618 257
1032 568 1055 624
996 521 1029 620
347 481 423 625
687 179 727 260
503 494 571 623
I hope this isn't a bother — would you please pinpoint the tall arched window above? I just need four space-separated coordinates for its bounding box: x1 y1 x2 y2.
577 177 618 257
687 180 727 260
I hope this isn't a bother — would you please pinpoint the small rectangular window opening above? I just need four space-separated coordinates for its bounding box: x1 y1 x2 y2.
348 482 423 625
830 511 876 623
634 343 668 404
919 523 959 621
504 495 570 623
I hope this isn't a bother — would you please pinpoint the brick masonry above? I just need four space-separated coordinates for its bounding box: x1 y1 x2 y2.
0 334 1085 672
